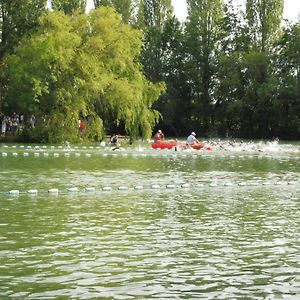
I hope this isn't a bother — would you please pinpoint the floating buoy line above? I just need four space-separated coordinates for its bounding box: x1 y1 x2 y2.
0 148 299 160
0 180 299 197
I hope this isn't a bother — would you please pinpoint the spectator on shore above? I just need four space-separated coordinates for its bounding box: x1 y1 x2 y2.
1 118 6 137
29 115 36 128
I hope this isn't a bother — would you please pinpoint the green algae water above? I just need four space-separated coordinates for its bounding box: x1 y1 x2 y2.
0 141 299 299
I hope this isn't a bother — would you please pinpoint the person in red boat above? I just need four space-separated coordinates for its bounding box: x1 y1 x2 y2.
153 129 164 143
186 132 200 146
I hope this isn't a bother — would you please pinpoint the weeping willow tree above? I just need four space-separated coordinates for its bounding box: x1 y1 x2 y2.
2 7 165 142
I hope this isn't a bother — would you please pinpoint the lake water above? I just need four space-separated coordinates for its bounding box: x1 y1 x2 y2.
0 140 299 299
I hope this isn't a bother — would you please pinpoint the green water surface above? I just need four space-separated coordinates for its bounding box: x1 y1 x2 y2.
0 142 299 299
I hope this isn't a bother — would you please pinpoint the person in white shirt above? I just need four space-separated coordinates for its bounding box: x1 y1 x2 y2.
186 132 200 145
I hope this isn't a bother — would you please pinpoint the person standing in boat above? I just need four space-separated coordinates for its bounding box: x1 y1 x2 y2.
153 129 164 143
186 132 200 145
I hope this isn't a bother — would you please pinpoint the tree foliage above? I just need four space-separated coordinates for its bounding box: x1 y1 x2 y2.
50 0 87 14
0 0 47 58
2 7 165 142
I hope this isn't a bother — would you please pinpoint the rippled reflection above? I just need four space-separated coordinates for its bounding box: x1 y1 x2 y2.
0 142 300 299
0 188 299 299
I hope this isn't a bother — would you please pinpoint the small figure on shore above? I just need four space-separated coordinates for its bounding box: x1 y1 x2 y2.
153 129 164 143
1 118 7 137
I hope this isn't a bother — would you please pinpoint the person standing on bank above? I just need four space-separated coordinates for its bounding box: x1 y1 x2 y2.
186 132 200 146
153 129 164 143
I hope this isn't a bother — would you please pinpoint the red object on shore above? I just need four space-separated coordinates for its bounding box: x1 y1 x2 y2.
151 141 205 150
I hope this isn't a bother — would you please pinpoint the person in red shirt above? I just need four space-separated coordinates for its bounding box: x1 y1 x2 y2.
153 129 164 143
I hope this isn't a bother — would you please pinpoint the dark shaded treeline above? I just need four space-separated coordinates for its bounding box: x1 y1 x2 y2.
0 0 299 142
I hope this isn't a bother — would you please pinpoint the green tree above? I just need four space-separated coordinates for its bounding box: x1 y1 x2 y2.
2 7 165 142
93 0 133 23
136 0 173 30
50 0 87 14
272 23 300 138
0 0 47 58
245 0 283 52
184 0 224 133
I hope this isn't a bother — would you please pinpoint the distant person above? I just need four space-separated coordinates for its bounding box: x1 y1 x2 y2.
29 115 36 128
110 134 119 145
1 118 6 137
186 132 200 145
12 114 19 135
153 130 164 143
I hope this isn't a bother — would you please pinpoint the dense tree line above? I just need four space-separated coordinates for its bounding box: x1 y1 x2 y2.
0 0 299 142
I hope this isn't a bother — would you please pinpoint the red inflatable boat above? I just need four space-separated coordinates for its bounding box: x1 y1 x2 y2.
151 141 205 150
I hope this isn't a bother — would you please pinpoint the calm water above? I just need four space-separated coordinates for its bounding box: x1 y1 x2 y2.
0 141 299 299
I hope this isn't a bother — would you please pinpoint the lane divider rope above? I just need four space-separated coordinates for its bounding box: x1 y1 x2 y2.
0 151 299 160
1 181 299 196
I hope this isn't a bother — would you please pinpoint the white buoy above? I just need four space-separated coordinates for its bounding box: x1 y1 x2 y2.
118 186 128 190
287 181 296 185
43 153 49 157
75 153 81 157
224 182 233 187
64 153 70 157
85 153 91 157
166 184 176 189
23 152 29 156
249 182 259 186
85 187 96 192
151 184 160 189
195 184 205 188
67 187 78 192
12 152 18 156
262 182 272 186
34 153 40 157
102 186 112 191
181 183 190 188
8 190 19 195
48 188 59 193
28 189 38 194
134 185 143 190
209 183 218 187
53 153 59 157
2 152 8 156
